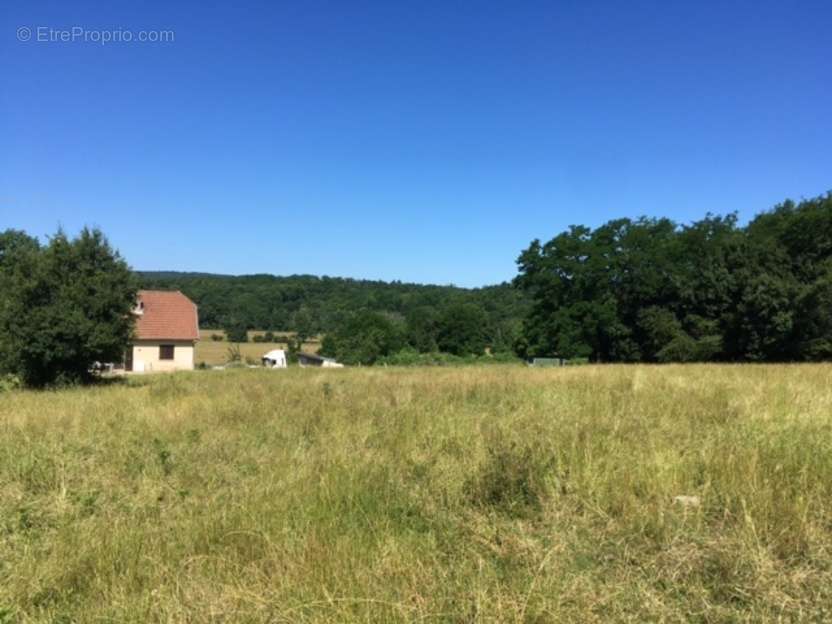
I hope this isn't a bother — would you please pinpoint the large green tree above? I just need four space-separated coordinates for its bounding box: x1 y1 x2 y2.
515 193 832 363
0 228 137 387
435 303 489 356
319 311 405 365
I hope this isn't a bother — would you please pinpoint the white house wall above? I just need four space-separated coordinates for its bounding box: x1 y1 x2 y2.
131 340 195 372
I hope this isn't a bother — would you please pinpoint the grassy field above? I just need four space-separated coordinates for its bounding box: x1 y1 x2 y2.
2 365 832 622
195 330 321 366
195 340 320 367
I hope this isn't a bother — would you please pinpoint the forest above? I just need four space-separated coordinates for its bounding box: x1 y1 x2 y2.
139 193 832 364
516 193 832 362
137 272 529 362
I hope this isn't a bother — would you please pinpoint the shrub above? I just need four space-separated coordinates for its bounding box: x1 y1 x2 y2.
322 312 405 365
0 374 22 392
377 349 522 367
226 344 242 363
224 321 248 343
657 334 723 363
467 430 554 517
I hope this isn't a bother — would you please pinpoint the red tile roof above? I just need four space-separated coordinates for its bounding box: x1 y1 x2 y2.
134 290 199 341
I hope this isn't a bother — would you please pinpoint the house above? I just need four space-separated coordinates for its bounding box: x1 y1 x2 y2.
297 352 344 368
126 290 199 373
262 349 287 368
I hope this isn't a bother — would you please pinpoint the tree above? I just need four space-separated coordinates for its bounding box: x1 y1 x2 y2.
291 306 317 343
514 193 832 363
792 267 832 359
0 228 137 387
320 311 405 365
225 320 248 343
405 306 439 352
435 303 488 356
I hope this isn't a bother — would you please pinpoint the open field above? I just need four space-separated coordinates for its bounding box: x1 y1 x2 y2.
195 331 322 367
195 340 320 367
2 365 832 622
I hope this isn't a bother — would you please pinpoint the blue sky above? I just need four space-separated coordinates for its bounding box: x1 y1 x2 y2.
2 1 830 287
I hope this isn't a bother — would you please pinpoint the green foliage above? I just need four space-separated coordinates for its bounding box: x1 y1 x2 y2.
0 374 22 392
435 302 489 356
377 348 521 366
792 267 832 358
210 333 224 341
286 336 301 364
226 343 242 363
137 271 528 346
224 320 248 343
320 311 405 365
516 193 832 362
0 228 136 387
404 306 439 352
0 606 16 624
152 437 173 477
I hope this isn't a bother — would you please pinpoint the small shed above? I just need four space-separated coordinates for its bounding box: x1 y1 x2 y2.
262 349 287 368
529 357 568 367
297 352 344 368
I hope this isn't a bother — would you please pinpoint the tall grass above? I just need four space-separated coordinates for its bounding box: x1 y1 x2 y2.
1 365 831 622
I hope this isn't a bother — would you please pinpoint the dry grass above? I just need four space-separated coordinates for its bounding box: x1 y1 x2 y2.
2 364 832 622
195 341 319 367
195 330 321 366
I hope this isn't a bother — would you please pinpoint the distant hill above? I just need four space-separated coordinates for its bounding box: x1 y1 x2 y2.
136 271 528 346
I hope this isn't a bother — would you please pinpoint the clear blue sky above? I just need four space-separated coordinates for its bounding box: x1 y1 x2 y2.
2 1 830 287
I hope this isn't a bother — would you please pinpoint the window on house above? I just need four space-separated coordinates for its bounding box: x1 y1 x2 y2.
159 345 175 360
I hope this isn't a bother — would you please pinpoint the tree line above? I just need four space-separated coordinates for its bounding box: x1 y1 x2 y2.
138 272 529 363
515 193 832 362
2 192 830 386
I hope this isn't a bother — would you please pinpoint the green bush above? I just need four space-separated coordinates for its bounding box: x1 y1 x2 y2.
225 321 248 343
657 334 723 363
321 311 405 365
0 374 22 392
377 348 521 367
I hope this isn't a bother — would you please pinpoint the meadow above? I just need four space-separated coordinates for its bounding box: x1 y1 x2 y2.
2 364 832 622
196 330 321 367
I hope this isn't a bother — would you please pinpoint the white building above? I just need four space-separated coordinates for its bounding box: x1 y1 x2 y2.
262 349 288 368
